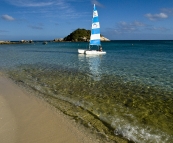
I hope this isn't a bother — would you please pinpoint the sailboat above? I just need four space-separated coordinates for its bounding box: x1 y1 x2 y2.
78 4 106 55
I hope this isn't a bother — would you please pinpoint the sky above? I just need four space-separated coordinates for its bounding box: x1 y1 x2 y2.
0 0 173 40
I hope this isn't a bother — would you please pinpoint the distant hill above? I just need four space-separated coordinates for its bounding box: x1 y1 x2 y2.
63 28 90 42
63 28 110 42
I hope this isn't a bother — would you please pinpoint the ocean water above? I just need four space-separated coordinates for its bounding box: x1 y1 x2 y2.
0 40 173 142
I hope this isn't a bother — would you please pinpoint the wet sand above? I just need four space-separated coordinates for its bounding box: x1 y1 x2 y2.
0 74 99 143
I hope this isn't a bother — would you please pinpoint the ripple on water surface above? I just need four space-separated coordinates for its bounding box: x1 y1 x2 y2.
8 63 173 143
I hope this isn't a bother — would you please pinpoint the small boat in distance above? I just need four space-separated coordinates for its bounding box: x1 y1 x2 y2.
78 4 106 55
43 41 47 45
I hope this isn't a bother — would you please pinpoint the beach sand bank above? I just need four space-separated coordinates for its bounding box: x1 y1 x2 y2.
0 74 100 143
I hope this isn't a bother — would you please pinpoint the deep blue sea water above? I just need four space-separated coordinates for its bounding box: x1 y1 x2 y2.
0 40 173 142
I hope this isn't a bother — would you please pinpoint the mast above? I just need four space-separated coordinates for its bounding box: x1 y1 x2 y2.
90 4 101 46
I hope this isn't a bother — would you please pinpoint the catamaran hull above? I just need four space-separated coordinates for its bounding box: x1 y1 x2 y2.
78 49 86 54
78 49 106 55
85 50 106 55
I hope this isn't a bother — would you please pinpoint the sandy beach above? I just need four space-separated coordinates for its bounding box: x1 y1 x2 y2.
0 74 99 143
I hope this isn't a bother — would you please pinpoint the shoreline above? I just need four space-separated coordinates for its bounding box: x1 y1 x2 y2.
0 73 102 143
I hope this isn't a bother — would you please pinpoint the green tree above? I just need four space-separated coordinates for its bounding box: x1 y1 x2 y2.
64 28 91 41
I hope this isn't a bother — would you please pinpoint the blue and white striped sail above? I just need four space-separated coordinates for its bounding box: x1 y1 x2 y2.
90 4 101 46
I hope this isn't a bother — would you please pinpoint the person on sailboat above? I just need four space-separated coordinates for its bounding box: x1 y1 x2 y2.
99 46 102 52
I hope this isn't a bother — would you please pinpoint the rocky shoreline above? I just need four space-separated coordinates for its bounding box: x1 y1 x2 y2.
0 38 110 45
0 36 110 45
0 41 20 44
0 40 34 44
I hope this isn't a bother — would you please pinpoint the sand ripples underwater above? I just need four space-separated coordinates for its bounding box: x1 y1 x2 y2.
8 64 173 143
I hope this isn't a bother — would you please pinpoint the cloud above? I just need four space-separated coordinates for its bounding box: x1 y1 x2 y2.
28 25 43 30
114 21 146 33
113 20 168 34
145 12 168 21
91 0 104 7
146 26 169 32
1 14 15 21
161 8 173 16
5 0 53 7
133 21 146 27
55 1 69 9
23 2 53 7
5 0 86 19
6 0 73 9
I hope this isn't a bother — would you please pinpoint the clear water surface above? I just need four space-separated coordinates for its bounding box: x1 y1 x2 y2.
0 40 173 143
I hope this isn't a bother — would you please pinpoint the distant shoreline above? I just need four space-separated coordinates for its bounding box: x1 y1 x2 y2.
0 41 21 44
0 40 111 45
1 40 173 45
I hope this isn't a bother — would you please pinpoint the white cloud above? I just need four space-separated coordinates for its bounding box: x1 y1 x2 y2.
5 0 87 19
145 12 168 21
146 26 169 31
23 2 53 7
28 23 44 30
5 0 54 7
113 20 168 34
161 8 173 15
133 21 146 27
28 25 43 30
5 0 77 9
91 0 104 7
1 14 15 21
114 21 146 33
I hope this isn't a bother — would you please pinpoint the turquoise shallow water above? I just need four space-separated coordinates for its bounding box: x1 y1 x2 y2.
0 41 173 142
